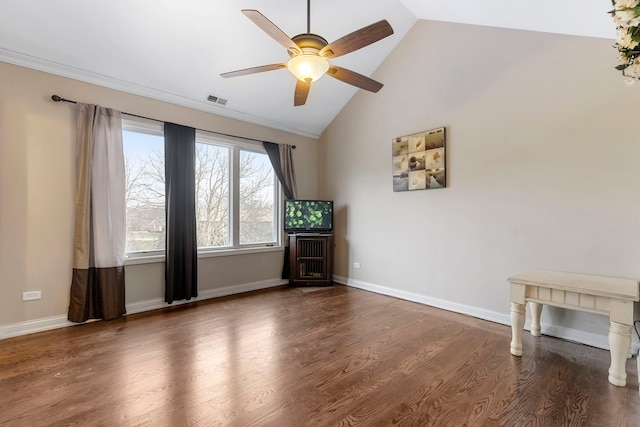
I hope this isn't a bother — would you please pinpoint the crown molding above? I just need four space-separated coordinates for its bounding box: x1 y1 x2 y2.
0 48 321 139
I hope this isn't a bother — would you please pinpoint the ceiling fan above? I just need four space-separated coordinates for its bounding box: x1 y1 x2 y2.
220 0 394 106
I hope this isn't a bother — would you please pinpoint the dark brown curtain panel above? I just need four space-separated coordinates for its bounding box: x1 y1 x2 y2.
68 103 126 322
164 122 198 303
263 142 297 279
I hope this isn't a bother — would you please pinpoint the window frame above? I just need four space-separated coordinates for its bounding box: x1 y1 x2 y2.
122 117 282 265
122 117 166 259
196 130 282 253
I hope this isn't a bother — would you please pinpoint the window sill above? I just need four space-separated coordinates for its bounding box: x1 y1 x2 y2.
124 245 283 266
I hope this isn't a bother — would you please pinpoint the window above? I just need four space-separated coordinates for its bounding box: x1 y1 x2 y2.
122 118 280 259
195 142 230 248
195 133 279 250
122 119 165 254
239 149 276 245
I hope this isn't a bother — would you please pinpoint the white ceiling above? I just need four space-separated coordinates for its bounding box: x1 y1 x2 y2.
0 1 615 138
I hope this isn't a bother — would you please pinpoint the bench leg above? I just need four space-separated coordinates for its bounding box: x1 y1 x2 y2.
529 302 542 337
510 302 526 356
608 321 631 387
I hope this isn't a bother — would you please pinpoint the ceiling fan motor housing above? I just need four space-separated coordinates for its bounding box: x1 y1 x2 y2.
289 33 328 57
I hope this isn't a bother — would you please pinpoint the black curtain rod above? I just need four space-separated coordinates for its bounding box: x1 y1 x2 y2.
51 95 295 149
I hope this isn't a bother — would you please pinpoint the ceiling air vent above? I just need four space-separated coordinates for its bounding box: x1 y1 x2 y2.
207 94 228 106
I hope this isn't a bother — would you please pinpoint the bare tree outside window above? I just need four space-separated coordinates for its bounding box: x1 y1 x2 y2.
123 130 165 253
195 143 230 248
239 150 275 245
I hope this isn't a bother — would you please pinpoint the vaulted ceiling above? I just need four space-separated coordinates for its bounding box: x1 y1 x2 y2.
0 1 614 138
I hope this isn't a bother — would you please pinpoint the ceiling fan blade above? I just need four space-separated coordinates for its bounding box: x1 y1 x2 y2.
319 20 394 59
326 66 383 93
294 79 311 106
220 63 286 78
242 10 302 55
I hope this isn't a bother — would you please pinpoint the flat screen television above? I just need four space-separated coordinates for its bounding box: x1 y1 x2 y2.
284 200 333 233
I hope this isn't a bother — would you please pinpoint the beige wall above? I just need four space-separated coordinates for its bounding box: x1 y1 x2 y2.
0 62 318 328
320 21 640 346
2 20 639 348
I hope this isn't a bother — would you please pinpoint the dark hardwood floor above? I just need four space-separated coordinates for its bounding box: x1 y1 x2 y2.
0 285 638 426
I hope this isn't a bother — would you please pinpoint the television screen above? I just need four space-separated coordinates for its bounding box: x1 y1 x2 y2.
284 200 333 233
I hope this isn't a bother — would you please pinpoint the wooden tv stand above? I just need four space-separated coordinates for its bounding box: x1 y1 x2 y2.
288 233 334 287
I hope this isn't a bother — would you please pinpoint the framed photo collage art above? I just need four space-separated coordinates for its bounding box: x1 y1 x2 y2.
392 127 446 192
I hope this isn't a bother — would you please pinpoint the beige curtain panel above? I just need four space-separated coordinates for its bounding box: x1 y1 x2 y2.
280 143 297 200
68 103 126 322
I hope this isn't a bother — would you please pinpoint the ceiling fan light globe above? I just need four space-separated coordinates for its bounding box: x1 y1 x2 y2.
287 54 329 82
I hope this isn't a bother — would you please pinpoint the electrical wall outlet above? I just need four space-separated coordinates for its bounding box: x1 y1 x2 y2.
353 262 361 269
22 290 42 301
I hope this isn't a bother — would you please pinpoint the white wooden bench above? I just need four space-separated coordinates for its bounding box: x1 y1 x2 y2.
508 270 639 387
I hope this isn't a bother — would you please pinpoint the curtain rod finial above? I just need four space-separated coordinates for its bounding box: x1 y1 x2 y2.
51 95 77 104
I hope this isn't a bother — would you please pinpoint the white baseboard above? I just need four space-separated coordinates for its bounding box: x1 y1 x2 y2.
0 315 77 340
334 275 640 355
126 278 287 315
4 276 638 357
0 278 287 340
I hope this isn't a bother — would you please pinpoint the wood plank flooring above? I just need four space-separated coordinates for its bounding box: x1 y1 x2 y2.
0 285 638 426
